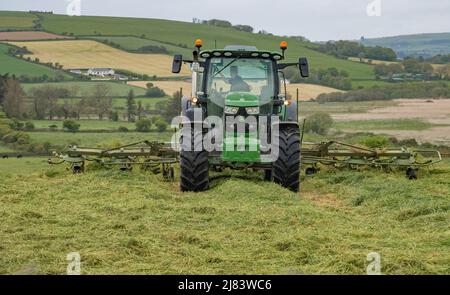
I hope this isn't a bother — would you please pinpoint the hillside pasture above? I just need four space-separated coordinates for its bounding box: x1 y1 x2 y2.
0 11 36 29
8 40 191 77
0 43 71 79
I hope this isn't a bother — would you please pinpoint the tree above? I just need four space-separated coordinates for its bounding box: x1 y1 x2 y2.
135 118 152 132
153 115 168 132
2 78 26 119
304 112 333 135
161 91 182 122
92 84 112 120
0 74 9 105
137 100 143 120
29 85 62 120
126 89 137 122
63 120 80 132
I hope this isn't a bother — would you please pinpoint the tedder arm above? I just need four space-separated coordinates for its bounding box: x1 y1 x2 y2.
49 139 442 180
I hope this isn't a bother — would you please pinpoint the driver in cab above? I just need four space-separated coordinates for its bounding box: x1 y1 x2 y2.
226 66 251 92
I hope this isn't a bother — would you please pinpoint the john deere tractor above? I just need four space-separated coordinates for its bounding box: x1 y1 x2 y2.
172 40 309 192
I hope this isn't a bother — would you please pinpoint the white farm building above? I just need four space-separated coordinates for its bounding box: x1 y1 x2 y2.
87 68 115 77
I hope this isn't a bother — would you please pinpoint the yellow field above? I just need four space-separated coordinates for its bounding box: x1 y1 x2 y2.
348 57 397 65
129 81 342 100
9 40 190 77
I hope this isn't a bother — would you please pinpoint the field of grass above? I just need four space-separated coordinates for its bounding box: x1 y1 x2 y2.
29 120 137 130
333 119 442 131
9 40 191 77
27 131 173 147
298 100 398 115
0 11 36 29
86 36 192 56
0 43 71 78
22 81 148 97
0 158 448 274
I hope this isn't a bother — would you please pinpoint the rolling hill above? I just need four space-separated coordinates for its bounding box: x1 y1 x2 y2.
360 33 450 59
0 11 377 83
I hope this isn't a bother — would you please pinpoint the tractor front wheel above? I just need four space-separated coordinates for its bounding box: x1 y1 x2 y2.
273 127 301 192
180 129 209 192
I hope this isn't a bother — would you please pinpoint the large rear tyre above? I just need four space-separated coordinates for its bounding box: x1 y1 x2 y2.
180 128 209 192
273 127 301 192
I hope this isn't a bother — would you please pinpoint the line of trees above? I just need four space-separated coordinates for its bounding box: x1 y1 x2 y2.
314 40 397 61
284 67 352 90
374 60 450 80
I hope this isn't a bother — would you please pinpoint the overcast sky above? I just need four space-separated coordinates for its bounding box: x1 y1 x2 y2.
1 0 449 41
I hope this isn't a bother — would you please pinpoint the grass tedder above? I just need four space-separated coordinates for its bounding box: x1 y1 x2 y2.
48 40 443 190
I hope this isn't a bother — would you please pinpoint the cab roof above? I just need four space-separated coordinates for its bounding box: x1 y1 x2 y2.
199 46 283 61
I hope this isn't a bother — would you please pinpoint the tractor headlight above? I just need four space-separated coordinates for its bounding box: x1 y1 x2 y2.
224 106 239 114
246 107 260 115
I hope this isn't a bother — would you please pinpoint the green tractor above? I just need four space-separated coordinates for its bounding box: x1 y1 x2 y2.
172 40 309 192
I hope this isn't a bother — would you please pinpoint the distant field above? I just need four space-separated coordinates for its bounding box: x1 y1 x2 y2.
287 83 343 100
9 40 191 77
361 32 450 58
30 120 137 130
128 81 191 96
128 81 344 100
22 81 147 97
333 119 441 131
0 43 71 78
0 31 72 41
299 100 398 115
0 11 36 29
86 36 192 56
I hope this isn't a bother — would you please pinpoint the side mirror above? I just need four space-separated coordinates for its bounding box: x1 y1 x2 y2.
299 57 309 78
172 55 183 74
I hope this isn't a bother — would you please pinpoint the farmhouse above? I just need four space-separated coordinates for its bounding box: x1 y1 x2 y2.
87 68 115 77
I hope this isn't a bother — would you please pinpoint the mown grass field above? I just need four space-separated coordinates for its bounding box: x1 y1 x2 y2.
0 157 448 274
0 43 71 78
9 40 191 77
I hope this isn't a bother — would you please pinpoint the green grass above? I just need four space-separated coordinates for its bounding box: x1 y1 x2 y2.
22 81 147 97
85 36 192 56
0 43 71 78
333 119 443 131
27 131 173 147
0 158 448 274
29 120 137 130
299 100 398 115
0 11 37 29
0 144 15 153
